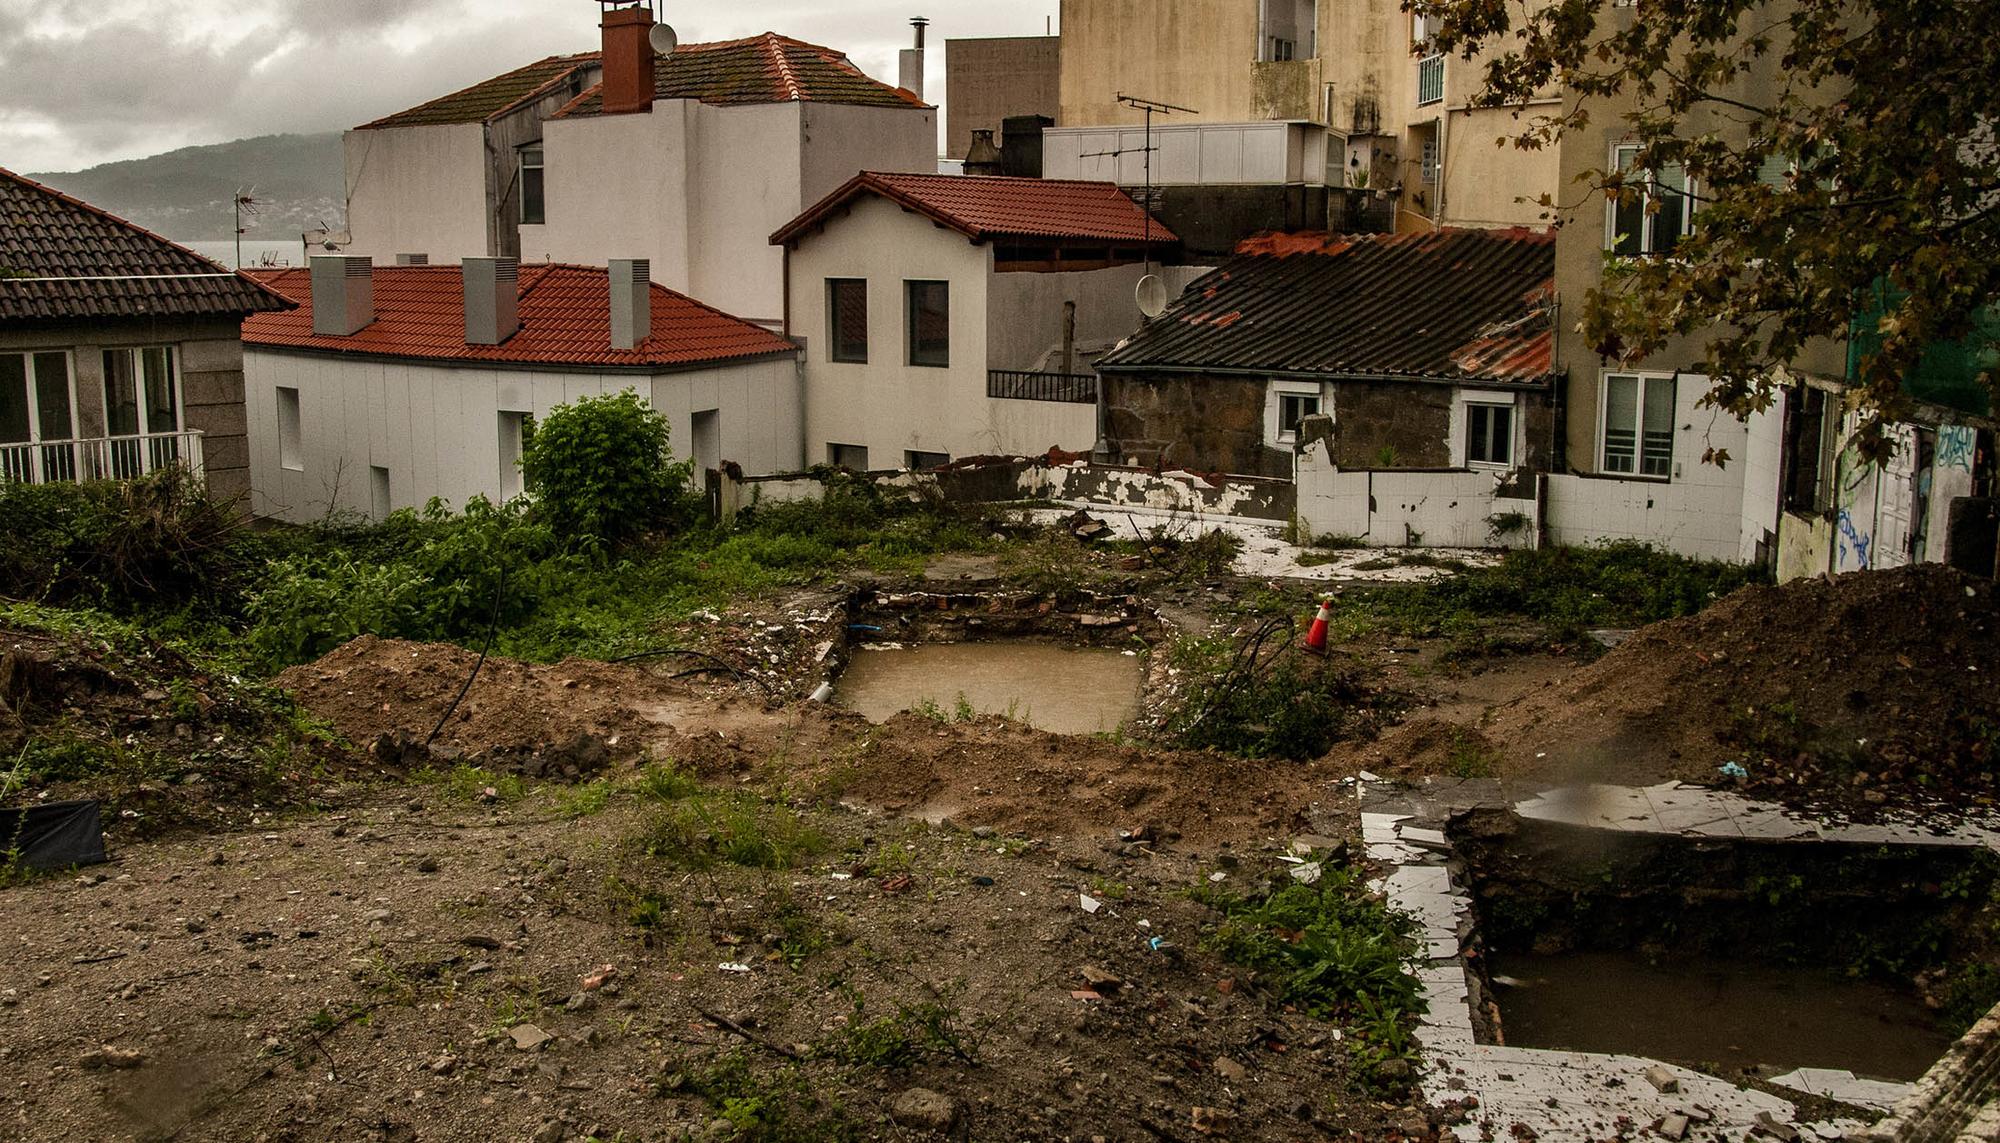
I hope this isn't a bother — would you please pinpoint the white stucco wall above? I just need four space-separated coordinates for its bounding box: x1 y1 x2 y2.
526 100 934 328
688 102 806 326
1295 451 1539 548
245 349 802 524
343 125 491 263
790 196 1145 465
797 102 938 205
527 106 696 292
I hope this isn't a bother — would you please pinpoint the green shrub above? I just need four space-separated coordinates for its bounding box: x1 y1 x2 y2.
0 469 245 611
1170 652 1400 759
520 389 693 546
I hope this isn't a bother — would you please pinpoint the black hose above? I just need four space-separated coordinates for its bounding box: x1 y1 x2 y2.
609 647 775 697
425 567 507 748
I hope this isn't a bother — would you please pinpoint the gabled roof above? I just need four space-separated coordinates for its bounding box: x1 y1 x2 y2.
0 167 293 325
358 54 600 130
771 172 1179 248
242 264 796 370
1096 228 1557 386
556 33 928 117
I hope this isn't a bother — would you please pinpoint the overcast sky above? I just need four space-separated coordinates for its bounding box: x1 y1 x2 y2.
2 0 1061 173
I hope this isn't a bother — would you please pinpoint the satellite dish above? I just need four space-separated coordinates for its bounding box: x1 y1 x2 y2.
648 22 678 54
1136 273 1168 319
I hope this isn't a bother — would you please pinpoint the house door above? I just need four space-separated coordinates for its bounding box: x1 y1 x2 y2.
0 352 76 483
102 347 181 478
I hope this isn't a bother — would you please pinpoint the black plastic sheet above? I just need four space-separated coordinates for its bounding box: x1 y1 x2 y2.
1 800 107 872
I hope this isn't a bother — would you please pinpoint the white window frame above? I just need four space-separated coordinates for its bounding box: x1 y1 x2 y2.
0 350 78 444
0 350 79 484
1267 379 1326 446
1598 371 1677 479
1605 143 1697 257
518 144 545 226
1454 390 1519 471
498 410 529 500
276 386 304 471
102 346 182 437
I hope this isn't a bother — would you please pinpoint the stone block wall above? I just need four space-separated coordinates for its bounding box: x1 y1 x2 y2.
1101 372 1287 478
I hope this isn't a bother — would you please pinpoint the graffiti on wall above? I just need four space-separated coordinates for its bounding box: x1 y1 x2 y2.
1938 425 1977 473
1834 447 1875 572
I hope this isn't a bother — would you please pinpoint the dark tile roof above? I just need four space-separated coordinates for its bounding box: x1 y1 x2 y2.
358 54 600 130
0 167 293 325
1096 228 1558 385
772 172 1178 248
243 264 796 369
558 33 927 116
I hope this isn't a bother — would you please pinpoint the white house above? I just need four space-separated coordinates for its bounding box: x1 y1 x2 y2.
771 172 1185 469
241 257 802 524
343 4 937 328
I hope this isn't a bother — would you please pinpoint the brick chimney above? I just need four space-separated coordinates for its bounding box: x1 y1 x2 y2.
463 257 520 346
600 4 657 115
609 260 652 350
309 255 373 336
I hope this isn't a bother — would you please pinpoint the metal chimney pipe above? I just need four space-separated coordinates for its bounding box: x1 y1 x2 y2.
898 16 928 100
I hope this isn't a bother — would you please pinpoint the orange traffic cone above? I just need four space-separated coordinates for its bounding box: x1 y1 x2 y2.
1304 599 1333 654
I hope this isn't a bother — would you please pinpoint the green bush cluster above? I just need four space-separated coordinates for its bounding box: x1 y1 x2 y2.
1168 645 1400 759
520 389 695 545
0 468 247 611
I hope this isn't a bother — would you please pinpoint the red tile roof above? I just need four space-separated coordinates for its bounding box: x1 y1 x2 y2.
557 33 927 117
242 264 796 370
0 167 292 324
772 173 1179 248
358 54 601 130
1097 228 1557 386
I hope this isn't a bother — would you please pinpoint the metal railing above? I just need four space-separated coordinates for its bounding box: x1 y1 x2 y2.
1417 54 1445 106
987 369 1099 404
0 430 206 486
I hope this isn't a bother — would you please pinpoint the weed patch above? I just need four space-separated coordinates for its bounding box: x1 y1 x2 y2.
1199 868 1424 1093
634 788 829 871
665 1052 859 1143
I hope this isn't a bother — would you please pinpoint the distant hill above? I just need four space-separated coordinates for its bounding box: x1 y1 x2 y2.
27 133 346 243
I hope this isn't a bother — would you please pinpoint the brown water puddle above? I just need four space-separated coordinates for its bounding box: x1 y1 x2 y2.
835 642 1142 736
1490 950 1953 1081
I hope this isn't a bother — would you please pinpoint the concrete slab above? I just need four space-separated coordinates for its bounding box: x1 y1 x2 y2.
1767 1068 1912 1112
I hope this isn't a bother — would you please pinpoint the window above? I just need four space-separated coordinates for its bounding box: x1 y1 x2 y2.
102 347 180 477
1269 38 1296 60
0 351 75 483
1608 144 1695 256
498 411 528 500
1781 386 1829 512
1601 373 1675 477
827 279 868 363
1279 393 1321 440
519 145 545 226
828 443 869 470
370 465 391 520
1465 401 1514 468
277 386 303 471
905 450 950 470
905 281 949 367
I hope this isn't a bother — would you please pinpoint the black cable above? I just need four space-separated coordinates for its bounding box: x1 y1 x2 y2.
424 566 507 749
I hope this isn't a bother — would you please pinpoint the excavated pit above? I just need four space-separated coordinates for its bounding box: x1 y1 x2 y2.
1449 809 1997 1081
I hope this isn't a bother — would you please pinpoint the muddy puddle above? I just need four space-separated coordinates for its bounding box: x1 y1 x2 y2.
1490 949 1952 1080
835 642 1141 736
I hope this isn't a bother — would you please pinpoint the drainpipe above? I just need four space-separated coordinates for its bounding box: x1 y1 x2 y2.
1061 300 1076 378
1433 112 1447 230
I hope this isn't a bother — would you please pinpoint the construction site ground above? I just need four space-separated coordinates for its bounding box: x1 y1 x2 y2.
2 523 1995 1143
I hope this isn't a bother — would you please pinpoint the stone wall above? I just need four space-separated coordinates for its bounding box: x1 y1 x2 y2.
1101 372 1287 478
1854 1001 2000 1142
1328 380 1454 469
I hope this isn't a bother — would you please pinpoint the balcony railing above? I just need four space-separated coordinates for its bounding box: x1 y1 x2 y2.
0 430 206 486
987 370 1099 404
1417 54 1445 106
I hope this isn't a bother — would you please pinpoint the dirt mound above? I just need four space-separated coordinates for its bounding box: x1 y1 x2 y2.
665 705 1334 844
1333 717 1499 780
276 636 742 776
2 620 353 835
1479 564 2000 802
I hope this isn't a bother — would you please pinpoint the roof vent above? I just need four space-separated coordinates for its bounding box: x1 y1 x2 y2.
609 259 651 350
394 252 429 266
463 257 520 346
600 3 657 115
309 255 374 336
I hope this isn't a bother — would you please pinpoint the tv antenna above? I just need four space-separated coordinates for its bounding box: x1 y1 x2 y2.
1101 93 1194 318
233 188 262 270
